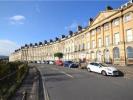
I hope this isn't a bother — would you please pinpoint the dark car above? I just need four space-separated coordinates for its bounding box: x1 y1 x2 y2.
64 61 78 68
45 60 50 64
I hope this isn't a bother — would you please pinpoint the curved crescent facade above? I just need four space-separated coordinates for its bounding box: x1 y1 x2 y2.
9 1 133 65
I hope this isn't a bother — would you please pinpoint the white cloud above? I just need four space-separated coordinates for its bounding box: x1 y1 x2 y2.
0 40 19 56
9 15 26 24
65 21 78 30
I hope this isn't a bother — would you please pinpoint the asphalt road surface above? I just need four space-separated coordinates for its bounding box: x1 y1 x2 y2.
35 63 133 100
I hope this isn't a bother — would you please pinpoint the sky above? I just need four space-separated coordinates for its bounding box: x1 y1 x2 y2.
0 0 128 56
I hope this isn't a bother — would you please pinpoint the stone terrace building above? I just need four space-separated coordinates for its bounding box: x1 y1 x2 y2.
10 1 133 65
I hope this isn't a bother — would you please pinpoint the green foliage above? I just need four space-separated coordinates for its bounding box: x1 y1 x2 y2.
0 61 28 99
54 52 63 59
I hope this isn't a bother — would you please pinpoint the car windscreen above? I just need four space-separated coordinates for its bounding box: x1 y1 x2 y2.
67 61 73 63
99 63 108 67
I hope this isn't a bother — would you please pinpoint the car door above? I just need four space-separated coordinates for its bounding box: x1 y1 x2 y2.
93 63 101 73
88 63 95 72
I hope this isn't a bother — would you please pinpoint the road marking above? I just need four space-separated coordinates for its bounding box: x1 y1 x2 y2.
61 71 74 78
42 77 50 100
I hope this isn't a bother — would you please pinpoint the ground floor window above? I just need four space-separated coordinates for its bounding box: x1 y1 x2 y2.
127 46 133 58
97 51 102 62
91 51 95 60
104 49 110 63
113 47 120 58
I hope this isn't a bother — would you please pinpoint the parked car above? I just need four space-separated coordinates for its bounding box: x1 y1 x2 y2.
64 61 78 68
79 62 88 69
37 61 41 64
55 60 63 66
45 60 50 64
87 62 119 76
49 60 55 64
40 61 45 64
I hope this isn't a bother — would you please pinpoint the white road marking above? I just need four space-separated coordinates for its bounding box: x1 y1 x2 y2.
42 77 50 100
61 71 74 78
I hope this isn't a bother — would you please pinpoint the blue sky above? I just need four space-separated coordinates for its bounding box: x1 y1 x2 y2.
0 0 128 55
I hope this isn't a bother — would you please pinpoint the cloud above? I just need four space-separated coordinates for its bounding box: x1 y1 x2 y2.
0 40 19 56
9 15 26 24
65 21 78 30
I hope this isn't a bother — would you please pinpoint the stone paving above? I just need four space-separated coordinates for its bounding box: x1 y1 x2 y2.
11 66 39 100
115 65 133 79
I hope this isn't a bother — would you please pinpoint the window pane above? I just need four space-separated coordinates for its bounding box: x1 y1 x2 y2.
127 47 133 58
124 12 132 22
105 36 110 46
88 42 90 49
113 18 119 26
114 33 120 44
98 38 101 47
127 29 133 42
113 47 120 58
92 40 95 48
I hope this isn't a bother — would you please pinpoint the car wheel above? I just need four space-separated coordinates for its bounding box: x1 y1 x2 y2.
87 68 91 72
101 70 107 76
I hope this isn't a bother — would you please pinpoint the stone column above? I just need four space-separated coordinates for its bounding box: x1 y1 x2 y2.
119 16 126 65
109 21 113 64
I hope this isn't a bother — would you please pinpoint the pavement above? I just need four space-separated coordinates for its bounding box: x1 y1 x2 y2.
114 65 133 79
35 64 133 100
11 66 40 100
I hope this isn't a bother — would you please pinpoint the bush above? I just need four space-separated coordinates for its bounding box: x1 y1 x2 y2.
0 61 28 100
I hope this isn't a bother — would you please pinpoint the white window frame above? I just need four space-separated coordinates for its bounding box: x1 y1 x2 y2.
98 38 102 47
114 32 120 45
124 12 132 22
91 30 96 35
105 35 110 46
92 40 95 48
97 27 101 33
104 23 109 30
113 18 119 26
87 42 90 49
126 29 133 42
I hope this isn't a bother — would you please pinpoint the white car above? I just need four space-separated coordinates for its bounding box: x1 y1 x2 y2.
87 62 119 76
49 60 55 64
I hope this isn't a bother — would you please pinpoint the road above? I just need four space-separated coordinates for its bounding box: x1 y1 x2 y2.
35 64 133 100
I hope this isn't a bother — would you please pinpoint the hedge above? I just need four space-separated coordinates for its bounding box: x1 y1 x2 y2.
0 61 28 100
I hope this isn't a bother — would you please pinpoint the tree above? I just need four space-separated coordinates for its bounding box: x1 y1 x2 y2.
54 52 63 59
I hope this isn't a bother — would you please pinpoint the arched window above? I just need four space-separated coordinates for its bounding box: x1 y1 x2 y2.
113 47 120 58
127 46 133 58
